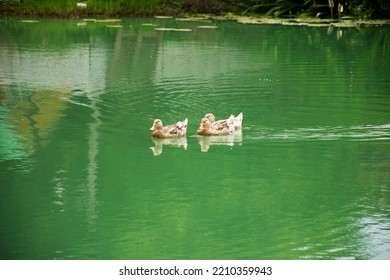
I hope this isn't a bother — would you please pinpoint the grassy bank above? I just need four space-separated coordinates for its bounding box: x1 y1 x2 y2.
1 0 389 19
0 0 164 16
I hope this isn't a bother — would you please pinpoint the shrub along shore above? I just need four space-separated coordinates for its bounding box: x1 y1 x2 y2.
1 0 389 20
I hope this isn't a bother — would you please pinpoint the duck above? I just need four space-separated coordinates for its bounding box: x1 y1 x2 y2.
150 118 188 138
204 112 243 130
197 115 234 136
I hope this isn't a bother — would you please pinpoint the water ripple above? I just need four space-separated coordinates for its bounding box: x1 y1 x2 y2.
247 124 390 142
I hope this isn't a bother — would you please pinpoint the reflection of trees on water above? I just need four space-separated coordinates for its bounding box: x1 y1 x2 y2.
30 90 70 140
0 20 164 236
0 89 70 159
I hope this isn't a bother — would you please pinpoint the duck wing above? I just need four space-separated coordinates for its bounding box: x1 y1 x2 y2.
165 119 188 136
211 119 228 130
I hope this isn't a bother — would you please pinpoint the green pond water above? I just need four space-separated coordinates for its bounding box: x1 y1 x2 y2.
0 17 389 260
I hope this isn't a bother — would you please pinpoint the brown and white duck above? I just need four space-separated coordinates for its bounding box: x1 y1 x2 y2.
150 118 188 138
204 112 243 130
197 115 234 136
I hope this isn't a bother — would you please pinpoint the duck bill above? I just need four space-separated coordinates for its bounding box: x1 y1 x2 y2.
150 125 156 131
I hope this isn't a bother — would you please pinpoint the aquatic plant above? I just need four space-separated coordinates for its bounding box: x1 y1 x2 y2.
240 0 390 19
328 0 334 18
240 0 319 17
346 0 390 19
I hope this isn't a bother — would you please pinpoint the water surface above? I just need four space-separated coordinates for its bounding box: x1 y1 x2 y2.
0 17 389 259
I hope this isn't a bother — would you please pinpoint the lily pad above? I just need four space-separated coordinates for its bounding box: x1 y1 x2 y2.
155 16 173 19
175 17 211 23
331 22 357 28
305 23 332 27
21 20 39 23
106 25 123 28
95 19 121 23
217 14 390 28
154 28 192 32
197 25 218 29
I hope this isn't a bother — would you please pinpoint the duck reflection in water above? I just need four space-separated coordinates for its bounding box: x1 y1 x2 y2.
197 130 242 152
150 137 188 156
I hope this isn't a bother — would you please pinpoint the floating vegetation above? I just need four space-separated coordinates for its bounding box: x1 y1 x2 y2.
76 2 87 9
154 28 192 32
175 17 211 23
154 16 173 19
197 25 218 29
304 23 331 27
142 23 158 26
280 21 307 26
95 19 121 23
21 20 39 23
331 22 358 28
225 15 390 28
82 19 122 23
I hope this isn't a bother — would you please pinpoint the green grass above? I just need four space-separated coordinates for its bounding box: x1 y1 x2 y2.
87 0 161 16
22 0 78 16
0 0 389 18
0 0 163 17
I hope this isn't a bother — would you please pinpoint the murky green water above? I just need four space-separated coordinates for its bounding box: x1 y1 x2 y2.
0 17 389 260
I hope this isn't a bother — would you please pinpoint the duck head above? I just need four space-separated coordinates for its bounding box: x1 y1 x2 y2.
204 113 216 123
150 119 163 131
199 117 211 129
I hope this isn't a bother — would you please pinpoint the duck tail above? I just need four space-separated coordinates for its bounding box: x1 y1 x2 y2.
228 115 235 132
234 112 243 128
